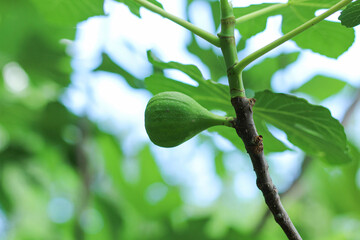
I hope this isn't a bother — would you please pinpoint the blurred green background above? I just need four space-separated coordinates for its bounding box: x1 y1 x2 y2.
1 0 360 239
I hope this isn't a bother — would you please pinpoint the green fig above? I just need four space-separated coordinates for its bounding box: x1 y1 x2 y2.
145 91 234 148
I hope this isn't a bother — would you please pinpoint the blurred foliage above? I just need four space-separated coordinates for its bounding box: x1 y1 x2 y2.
0 0 360 240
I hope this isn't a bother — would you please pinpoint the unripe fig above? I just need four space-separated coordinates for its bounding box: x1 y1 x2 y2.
145 91 234 147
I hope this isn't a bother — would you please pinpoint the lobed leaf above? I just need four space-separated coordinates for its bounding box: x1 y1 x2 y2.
147 51 206 84
234 3 278 40
233 1 355 58
95 53 145 89
29 0 104 27
145 74 232 113
98 135 182 218
117 0 163 18
187 35 226 82
243 52 300 92
280 0 355 58
339 0 360 28
253 90 351 164
292 75 347 101
281 9 354 58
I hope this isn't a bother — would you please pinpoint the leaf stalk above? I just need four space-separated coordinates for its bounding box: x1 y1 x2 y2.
235 3 288 25
134 0 220 47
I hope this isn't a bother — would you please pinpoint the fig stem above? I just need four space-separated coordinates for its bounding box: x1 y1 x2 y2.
218 0 245 98
224 116 235 128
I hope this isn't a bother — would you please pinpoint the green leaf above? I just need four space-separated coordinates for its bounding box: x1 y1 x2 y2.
233 1 355 58
254 90 351 164
0 180 13 213
243 52 300 92
214 151 226 178
29 0 105 27
94 195 124 240
289 0 340 8
35 101 77 144
209 126 245 151
95 53 145 89
147 51 206 83
145 74 232 113
0 0 72 92
279 2 355 58
254 117 290 152
234 3 278 40
98 134 181 218
187 35 226 82
292 75 347 101
18 35 71 87
305 143 360 218
117 0 164 18
339 0 360 28
210 1 221 31
146 51 230 111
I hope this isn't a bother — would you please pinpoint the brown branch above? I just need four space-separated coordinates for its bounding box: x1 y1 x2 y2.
250 88 360 237
252 156 311 237
231 96 302 240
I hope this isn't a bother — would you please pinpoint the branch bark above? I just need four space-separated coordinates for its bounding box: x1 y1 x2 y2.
250 88 360 237
231 96 302 240
252 156 311 237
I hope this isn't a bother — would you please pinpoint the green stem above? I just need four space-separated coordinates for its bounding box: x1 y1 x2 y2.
134 0 220 47
233 0 352 75
235 3 287 25
218 0 245 98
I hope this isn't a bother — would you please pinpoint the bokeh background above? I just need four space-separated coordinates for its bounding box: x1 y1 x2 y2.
1 0 360 239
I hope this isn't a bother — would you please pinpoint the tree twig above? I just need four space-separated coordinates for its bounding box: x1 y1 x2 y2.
231 96 302 240
251 87 360 236
251 156 311 237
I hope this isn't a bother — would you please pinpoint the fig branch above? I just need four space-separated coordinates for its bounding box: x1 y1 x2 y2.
142 0 353 238
219 0 302 239
133 0 220 47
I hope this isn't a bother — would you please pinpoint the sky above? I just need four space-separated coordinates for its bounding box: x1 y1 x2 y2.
64 0 360 206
